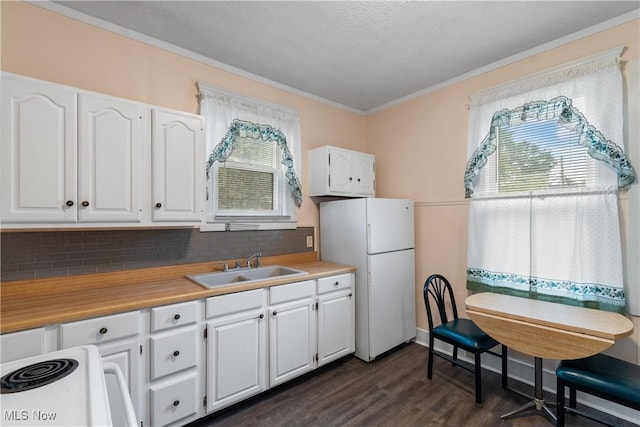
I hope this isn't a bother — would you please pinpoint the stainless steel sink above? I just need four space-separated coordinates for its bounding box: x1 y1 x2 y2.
186 265 308 289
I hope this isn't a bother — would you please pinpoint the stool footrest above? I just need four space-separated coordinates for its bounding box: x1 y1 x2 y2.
556 353 640 427
564 406 617 427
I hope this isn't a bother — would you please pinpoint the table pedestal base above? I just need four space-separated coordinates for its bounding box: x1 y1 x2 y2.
500 357 556 424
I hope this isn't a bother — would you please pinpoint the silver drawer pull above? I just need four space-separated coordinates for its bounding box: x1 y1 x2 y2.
99 327 108 335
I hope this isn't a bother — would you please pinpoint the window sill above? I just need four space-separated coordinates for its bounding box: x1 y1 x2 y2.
200 218 297 232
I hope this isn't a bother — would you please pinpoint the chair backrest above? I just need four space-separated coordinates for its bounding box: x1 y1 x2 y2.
423 274 459 333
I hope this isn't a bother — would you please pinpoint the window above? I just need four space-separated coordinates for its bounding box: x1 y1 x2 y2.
465 48 636 314
198 83 302 231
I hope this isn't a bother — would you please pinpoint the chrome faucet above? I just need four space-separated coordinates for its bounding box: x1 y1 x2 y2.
245 252 262 268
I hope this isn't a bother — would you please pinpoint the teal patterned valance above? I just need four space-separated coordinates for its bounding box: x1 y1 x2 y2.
464 96 636 198
206 119 303 207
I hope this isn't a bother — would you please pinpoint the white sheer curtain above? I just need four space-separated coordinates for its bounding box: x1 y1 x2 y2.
466 49 629 313
197 82 302 229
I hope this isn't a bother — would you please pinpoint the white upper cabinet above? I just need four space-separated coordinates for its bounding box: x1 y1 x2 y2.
151 109 204 222
1 76 78 223
1 73 205 228
78 93 143 222
352 151 376 195
308 145 375 197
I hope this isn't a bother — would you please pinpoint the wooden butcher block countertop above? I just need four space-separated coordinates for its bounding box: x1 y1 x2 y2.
0 252 355 334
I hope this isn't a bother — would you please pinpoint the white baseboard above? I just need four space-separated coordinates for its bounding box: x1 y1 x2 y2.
415 327 640 424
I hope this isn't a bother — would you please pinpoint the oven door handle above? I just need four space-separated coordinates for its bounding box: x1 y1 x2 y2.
102 362 137 427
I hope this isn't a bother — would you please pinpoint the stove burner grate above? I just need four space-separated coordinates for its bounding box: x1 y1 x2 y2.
1 358 79 394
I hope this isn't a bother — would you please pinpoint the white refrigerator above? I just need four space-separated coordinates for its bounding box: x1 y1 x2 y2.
320 198 416 361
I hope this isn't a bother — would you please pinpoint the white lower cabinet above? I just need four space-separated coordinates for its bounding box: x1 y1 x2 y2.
59 311 142 423
150 327 198 381
317 274 355 366
268 280 316 387
205 289 268 413
147 300 202 427
150 373 198 427
0 327 46 363
0 272 355 427
203 274 354 415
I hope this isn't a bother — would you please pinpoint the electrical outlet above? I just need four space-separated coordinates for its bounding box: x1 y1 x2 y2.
306 235 313 248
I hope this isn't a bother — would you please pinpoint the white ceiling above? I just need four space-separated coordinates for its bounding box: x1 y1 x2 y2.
49 1 640 113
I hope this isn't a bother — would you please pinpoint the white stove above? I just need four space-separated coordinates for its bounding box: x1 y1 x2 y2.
1 345 136 427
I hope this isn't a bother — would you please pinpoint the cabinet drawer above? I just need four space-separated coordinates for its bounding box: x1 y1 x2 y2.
0 328 44 362
60 311 140 348
317 274 352 294
270 280 315 305
150 327 198 380
150 374 198 427
206 289 265 318
151 300 198 332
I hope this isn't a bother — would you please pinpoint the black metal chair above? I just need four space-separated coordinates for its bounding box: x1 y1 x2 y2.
423 274 507 405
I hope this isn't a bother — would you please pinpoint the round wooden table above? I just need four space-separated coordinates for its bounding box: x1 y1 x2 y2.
465 292 633 423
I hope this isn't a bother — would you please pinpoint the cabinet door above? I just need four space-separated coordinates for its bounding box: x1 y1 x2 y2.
60 311 142 423
327 147 353 195
151 110 204 222
0 328 45 363
96 337 142 423
1 76 77 223
317 290 355 366
206 310 267 413
353 152 375 196
269 299 315 387
77 93 142 222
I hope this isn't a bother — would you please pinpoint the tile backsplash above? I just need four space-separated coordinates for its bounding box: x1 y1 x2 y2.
0 227 314 281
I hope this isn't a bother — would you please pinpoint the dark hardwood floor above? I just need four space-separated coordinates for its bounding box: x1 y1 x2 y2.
189 343 637 427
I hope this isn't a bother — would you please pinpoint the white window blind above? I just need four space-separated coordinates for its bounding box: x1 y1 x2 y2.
216 136 279 212
479 98 598 195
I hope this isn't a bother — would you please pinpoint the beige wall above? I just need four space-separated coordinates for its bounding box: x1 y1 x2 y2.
2 2 639 362
365 19 640 363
